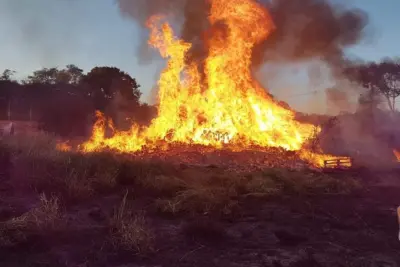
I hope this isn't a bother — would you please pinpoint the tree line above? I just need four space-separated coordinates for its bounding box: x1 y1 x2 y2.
1 58 399 139
0 65 156 137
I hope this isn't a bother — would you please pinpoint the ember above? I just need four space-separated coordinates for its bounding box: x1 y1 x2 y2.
70 0 345 168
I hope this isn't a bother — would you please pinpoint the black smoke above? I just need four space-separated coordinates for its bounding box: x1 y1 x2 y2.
117 0 369 71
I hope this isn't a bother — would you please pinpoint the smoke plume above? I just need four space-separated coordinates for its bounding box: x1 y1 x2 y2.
118 0 368 70
255 0 368 71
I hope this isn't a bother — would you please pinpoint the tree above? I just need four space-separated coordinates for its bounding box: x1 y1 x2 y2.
23 65 84 85
81 66 141 112
37 85 94 137
377 60 400 111
132 103 157 126
0 69 16 81
57 64 84 85
23 67 59 84
0 78 19 120
344 60 400 111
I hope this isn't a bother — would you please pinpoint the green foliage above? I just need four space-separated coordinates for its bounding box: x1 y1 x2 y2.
0 69 16 81
23 65 84 85
82 66 142 111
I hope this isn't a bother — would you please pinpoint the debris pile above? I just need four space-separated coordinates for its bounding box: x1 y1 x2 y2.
128 146 313 173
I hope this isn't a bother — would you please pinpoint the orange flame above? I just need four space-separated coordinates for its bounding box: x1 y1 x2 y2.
393 149 400 162
56 141 72 152
78 0 337 167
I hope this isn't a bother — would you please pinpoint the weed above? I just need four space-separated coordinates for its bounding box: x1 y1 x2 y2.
243 173 282 197
28 193 61 230
0 193 61 246
154 198 182 215
140 174 187 194
156 185 239 216
110 191 155 254
262 168 360 195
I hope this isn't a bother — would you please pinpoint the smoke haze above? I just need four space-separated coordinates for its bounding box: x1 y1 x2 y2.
117 0 369 69
0 0 86 68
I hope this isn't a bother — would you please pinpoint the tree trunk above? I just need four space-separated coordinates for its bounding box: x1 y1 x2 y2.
384 94 394 111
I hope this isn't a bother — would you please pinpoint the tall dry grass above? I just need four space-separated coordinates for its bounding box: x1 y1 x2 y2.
0 193 61 246
110 191 155 254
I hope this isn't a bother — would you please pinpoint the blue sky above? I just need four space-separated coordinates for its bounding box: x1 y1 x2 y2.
0 0 399 113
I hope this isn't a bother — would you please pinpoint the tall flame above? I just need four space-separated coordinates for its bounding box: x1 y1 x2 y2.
80 0 336 167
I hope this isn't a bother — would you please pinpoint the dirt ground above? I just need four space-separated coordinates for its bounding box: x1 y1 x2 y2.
0 154 399 267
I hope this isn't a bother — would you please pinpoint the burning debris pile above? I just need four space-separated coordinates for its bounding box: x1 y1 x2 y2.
62 0 353 169
127 146 311 173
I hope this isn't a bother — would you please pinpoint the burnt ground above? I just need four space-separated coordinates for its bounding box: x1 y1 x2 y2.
0 148 399 266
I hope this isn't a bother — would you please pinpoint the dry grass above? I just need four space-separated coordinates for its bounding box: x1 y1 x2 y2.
28 193 61 229
158 186 238 215
154 169 360 215
261 168 361 195
110 191 155 254
0 193 61 246
139 174 187 194
0 133 360 214
2 134 122 199
1 132 64 159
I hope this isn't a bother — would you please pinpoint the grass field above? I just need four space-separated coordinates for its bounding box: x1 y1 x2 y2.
0 133 399 267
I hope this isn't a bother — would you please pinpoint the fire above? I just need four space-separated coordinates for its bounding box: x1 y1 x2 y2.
56 141 72 152
393 149 400 162
78 0 337 167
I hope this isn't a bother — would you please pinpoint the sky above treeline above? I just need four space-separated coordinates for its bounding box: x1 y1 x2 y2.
0 0 398 113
